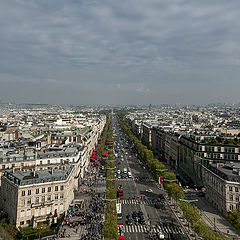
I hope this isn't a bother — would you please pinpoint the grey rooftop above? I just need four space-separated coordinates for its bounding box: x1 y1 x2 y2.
209 162 240 183
3 164 74 186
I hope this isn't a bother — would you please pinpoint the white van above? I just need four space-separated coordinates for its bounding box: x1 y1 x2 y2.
128 172 132 178
123 168 127 174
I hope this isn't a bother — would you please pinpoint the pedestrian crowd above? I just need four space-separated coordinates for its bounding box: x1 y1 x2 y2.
57 159 106 240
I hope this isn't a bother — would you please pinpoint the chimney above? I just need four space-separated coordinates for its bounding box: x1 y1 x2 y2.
216 163 224 168
13 167 20 173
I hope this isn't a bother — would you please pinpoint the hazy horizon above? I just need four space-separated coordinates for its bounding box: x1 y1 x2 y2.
1 0 240 105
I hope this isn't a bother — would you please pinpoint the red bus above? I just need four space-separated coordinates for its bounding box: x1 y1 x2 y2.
117 223 125 240
117 184 123 199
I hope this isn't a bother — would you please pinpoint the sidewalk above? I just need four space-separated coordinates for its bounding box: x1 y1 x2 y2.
192 193 239 240
164 162 240 240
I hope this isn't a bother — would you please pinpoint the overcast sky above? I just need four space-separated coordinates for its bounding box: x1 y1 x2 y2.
0 0 240 105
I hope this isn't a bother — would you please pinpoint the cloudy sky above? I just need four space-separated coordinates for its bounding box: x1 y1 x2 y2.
0 0 240 105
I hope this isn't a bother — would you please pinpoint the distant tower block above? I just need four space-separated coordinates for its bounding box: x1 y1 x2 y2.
149 104 152 111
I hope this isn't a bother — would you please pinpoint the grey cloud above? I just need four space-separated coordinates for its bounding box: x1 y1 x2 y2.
0 0 240 104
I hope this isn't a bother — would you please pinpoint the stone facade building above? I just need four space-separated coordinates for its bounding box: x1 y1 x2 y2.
204 162 240 216
1 164 75 227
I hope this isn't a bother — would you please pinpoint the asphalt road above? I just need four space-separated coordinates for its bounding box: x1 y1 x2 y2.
112 116 188 240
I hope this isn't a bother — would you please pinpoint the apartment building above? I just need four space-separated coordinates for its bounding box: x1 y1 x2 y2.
1 164 75 227
178 135 240 186
0 145 87 186
204 162 240 216
141 121 158 146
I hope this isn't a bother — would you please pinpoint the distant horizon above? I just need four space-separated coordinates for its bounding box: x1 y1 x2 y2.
0 100 240 107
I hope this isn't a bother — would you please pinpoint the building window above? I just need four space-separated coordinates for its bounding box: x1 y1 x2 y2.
55 186 58 191
28 190 31 195
2 165 5 169
36 189 39 194
20 221 24 225
35 197 39 204
60 185 64 191
60 193 64 199
47 195 51 202
236 196 239 202
48 160 50 164
42 188 45 193
48 187 51 192
55 194 58 200
27 198 31 205
229 186 233 191
21 199 25 207
22 191 25 196
40 161 42 165
41 196 45 203
230 204 234 211
26 220 31 225
230 195 233 201
26 209 31 216
236 187 239 192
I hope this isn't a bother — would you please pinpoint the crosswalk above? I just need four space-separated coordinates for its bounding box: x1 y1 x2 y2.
117 177 153 181
117 199 165 205
117 178 132 181
123 224 183 234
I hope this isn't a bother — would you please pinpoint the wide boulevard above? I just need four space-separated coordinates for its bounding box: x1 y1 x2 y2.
113 115 188 240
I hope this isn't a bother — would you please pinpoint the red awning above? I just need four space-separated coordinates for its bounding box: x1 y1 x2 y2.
102 152 107 156
96 161 100 165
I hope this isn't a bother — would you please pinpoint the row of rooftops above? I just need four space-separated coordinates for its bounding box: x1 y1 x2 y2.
126 106 240 145
3 164 74 186
0 144 84 163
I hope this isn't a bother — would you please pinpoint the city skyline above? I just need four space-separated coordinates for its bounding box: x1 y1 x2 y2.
1 0 240 105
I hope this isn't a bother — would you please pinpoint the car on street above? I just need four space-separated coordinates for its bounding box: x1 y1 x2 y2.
154 201 162 209
139 217 145 225
158 194 164 199
126 215 133 225
132 211 138 222
137 211 143 218
146 189 153 193
156 232 165 239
